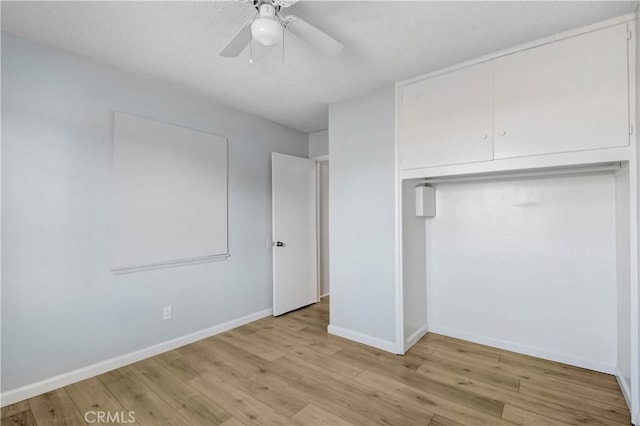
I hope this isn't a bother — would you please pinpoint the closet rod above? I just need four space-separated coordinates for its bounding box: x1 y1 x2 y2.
419 163 623 185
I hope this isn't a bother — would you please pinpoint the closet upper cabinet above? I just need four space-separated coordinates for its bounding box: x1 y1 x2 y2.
399 62 494 169
493 23 630 159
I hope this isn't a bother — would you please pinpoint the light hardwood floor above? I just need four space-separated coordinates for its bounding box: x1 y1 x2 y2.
1 298 631 426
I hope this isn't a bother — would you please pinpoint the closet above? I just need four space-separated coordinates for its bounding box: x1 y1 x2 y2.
395 15 638 419
399 22 630 171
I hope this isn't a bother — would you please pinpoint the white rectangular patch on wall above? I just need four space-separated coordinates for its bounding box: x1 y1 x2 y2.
415 185 435 217
111 112 228 273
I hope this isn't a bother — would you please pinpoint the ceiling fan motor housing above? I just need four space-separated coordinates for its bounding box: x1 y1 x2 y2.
258 3 277 17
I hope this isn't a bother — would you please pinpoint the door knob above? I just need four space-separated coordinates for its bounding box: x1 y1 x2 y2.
275 241 284 247
499 129 507 136
482 133 488 140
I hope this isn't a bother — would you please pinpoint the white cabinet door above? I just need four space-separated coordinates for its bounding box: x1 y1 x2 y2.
493 23 630 159
400 62 494 169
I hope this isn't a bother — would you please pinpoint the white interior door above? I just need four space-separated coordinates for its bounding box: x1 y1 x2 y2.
272 153 318 316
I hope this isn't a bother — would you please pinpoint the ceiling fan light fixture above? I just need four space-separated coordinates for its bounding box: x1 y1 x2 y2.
251 3 283 47
251 16 282 47
219 0 344 59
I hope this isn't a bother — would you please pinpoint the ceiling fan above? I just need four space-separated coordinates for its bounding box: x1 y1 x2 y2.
220 0 344 59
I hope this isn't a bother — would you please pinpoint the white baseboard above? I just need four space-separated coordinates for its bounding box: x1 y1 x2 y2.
328 324 398 353
615 367 632 411
0 308 272 407
428 325 615 374
320 293 330 299
404 325 429 353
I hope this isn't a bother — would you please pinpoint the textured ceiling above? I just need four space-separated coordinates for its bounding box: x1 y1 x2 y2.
2 1 637 132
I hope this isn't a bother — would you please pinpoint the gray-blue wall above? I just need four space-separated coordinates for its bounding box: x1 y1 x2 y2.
328 85 396 347
1 32 308 392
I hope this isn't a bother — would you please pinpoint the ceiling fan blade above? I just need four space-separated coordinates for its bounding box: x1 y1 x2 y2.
220 20 252 58
285 15 343 56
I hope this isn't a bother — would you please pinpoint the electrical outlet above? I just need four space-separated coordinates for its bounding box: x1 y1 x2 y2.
163 306 172 321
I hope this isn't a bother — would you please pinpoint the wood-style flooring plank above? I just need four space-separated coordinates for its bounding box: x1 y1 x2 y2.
423 336 502 363
250 322 342 356
248 379 308 418
255 332 363 379
276 355 435 425
3 297 631 426
175 394 232 426
428 414 465 426
291 403 353 426
501 404 574 426
1 402 30 420
28 389 86 426
99 369 190 425
416 361 627 426
188 372 294 425
499 353 620 392
219 416 246 426
215 330 285 362
128 357 200 409
333 344 421 374
353 369 508 426
406 348 521 391
428 346 628 410
205 336 301 388
290 374 432 426
65 376 138 426
1 409 37 426
154 351 201 382
518 381 630 424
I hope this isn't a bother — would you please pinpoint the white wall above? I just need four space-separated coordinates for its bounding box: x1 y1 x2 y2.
1 32 308 393
426 174 617 372
633 10 640 423
328 86 397 350
616 167 632 392
309 130 328 159
319 162 330 297
402 180 427 348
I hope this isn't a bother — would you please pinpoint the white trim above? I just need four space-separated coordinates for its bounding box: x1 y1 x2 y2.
394 75 405 355
632 11 640 423
328 324 398 354
311 154 329 162
111 253 229 274
0 308 272 407
616 367 633 411
428 325 615 374
629 156 640 423
396 14 635 89
400 147 631 180
404 325 429 352
320 292 330 299
316 161 322 301
420 163 622 185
